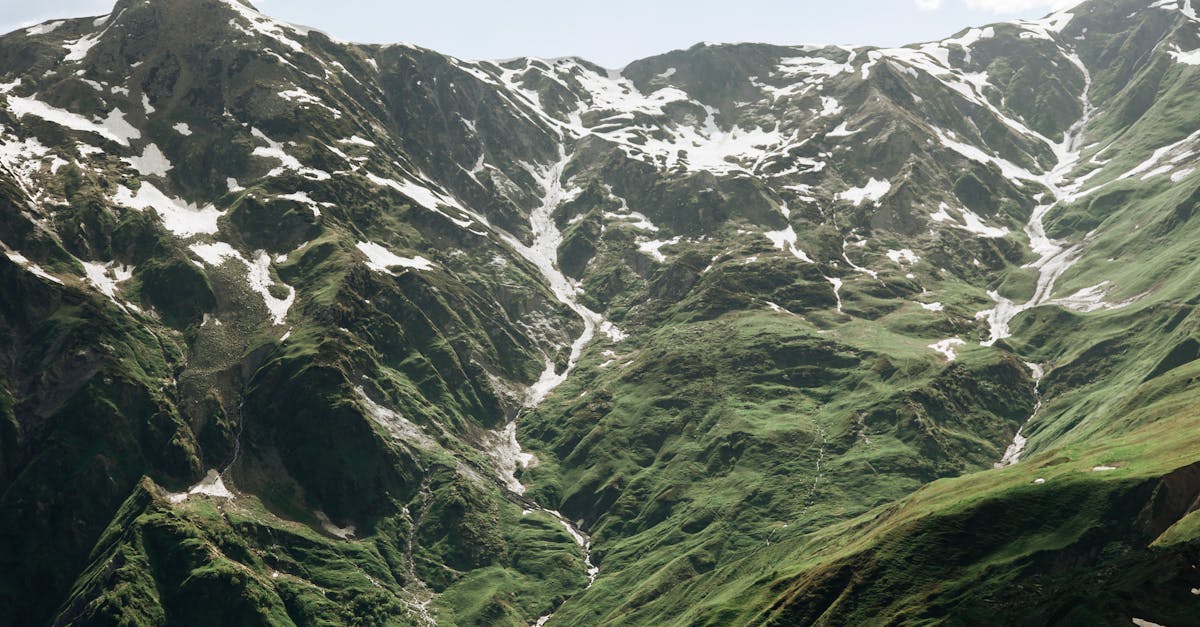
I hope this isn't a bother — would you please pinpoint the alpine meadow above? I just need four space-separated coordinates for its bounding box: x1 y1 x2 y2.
2 0 1200 625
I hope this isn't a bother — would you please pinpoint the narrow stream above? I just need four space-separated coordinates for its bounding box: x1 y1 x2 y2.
479 152 607 624
995 362 1044 468
979 53 1094 466
977 54 1095 347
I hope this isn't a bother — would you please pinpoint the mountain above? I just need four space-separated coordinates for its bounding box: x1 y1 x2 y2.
1 0 1199 624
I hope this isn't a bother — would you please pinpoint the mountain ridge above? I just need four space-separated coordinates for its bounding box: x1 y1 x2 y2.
1 0 1199 624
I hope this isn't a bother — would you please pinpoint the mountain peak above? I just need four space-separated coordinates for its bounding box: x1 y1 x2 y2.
3 1 1200 625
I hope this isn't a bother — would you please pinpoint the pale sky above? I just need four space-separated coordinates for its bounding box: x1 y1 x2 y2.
2 0 1083 68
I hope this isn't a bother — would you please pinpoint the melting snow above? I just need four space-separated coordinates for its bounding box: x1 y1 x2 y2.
113 183 223 237
364 172 472 227
1050 281 1139 313
2 246 63 285
188 243 295 325
977 52 1096 347
279 87 342 118
276 191 332 216
7 97 141 146
122 143 172 176
764 225 814 262
338 135 376 147
221 0 308 54
819 96 843 117
24 21 65 36
62 34 101 62
930 203 1009 238
638 236 682 263
599 320 627 342
928 338 966 362
1168 46 1200 65
0 135 53 194
483 421 538 495
355 241 435 274
355 386 436 448
838 178 891 206
826 276 844 313
167 470 233 504
251 128 331 181
886 249 920 266
488 154 611 408
82 261 134 304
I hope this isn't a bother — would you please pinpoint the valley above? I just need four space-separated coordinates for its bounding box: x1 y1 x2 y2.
0 0 1199 624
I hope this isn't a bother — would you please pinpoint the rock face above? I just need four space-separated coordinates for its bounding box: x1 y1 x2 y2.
1 0 1200 624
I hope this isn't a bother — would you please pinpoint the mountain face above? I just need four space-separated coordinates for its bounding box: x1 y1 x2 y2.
2 0 1200 624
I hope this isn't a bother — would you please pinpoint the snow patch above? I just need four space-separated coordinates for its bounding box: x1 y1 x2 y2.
482 421 538 495
167 470 233 504
276 191 332 217
251 128 331 181
827 121 859 137
928 338 966 362
364 172 472 227
279 87 342 118
7 97 141 146
2 245 63 285
338 135 376 147
764 225 814 262
886 249 920 266
24 21 65 36
1050 281 1139 313
82 261 134 304
122 143 172 177
62 34 101 62
188 244 295 325
1168 46 1200 65
222 0 307 53
113 183 223 237
819 96 843 117
932 203 1010 238
838 178 891 206
355 386 436 448
356 241 435 274
826 276 844 313
599 321 627 342
638 236 682 263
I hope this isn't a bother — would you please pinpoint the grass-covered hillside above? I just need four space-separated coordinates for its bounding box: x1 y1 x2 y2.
1 0 1199 624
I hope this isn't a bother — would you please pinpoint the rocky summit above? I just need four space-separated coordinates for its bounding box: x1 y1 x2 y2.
1 0 1200 624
